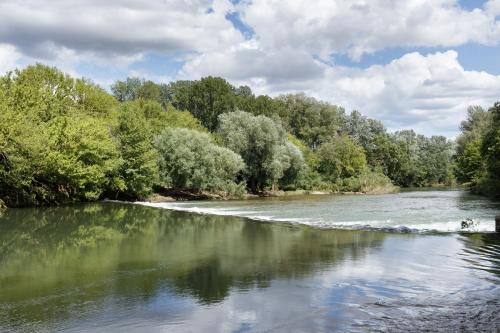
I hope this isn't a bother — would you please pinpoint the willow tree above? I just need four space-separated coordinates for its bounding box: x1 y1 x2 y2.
218 111 304 192
154 128 245 194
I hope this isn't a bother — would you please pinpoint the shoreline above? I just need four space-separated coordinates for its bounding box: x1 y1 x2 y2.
146 188 399 203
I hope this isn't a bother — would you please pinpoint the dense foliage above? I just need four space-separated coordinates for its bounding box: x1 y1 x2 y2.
218 111 304 191
0 65 122 206
154 128 245 194
0 64 464 207
454 104 500 197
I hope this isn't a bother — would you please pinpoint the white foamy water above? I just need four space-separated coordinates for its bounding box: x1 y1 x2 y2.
137 189 500 233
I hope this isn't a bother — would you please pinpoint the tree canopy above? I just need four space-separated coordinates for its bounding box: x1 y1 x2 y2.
0 64 475 207
154 128 244 194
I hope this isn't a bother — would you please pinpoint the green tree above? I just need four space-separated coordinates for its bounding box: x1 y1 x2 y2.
43 113 124 201
170 77 236 131
114 103 158 199
122 99 204 137
365 134 412 186
111 78 169 108
456 106 491 156
455 139 483 183
316 135 367 182
454 106 491 183
218 111 304 192
154 128 245 194
277 94 346 149
477 102 500 197
0 65 122 206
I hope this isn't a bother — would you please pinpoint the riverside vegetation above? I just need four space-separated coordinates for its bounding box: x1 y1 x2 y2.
0 64 498 209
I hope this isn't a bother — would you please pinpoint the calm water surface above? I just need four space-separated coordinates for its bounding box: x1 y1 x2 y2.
0 190 499 332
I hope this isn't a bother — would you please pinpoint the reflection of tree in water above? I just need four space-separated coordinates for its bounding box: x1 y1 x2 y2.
0 203 387 326
460 233 500 278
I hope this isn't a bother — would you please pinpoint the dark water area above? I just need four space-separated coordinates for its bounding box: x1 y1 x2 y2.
0 194 499 332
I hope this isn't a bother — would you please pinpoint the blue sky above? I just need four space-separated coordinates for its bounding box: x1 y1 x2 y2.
0 0 499 137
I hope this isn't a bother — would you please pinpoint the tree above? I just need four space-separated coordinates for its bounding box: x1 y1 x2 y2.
344 110 386 162
364 134 411 186
170 77 236 131
481 103 500 176
456 106 491 155
277 94 346 149
122 99 204 137
154 128 245 193
316 135 367 182
114 103 158 199
218 111 304 192
111 77 169 108
278 142 306 189
0 65 123 206
477 102 500 197
43 113 124 201
455 139 483 183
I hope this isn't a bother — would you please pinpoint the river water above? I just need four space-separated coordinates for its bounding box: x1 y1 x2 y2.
0 190 499 332
140 189 499 232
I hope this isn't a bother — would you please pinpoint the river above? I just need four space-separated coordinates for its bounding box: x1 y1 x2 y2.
0 189 499 332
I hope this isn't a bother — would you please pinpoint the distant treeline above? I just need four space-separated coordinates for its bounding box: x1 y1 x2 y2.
0 64 494 208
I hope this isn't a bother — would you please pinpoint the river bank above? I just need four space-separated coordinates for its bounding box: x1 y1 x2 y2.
147 186 399 202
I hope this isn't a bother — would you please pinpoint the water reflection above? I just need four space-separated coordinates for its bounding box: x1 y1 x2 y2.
0 203 386 330
460 233 500 278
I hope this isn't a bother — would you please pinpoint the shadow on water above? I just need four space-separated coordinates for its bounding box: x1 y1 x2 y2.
0 202 387 330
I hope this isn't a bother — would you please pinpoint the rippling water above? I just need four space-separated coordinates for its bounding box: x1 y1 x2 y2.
0 190 499 332
139 189 500 232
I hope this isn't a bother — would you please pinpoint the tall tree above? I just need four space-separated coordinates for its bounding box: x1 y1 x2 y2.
114 103 158 199
170 77 236 131
316 135 367 182
218 111 304 192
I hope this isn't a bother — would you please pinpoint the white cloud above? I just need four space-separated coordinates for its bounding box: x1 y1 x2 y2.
0 0 499 136
486 0 500 16
308 51 500 137
239 0 500 61
182 48 500 137
0 43 21 74
0 0 242 59
179 40 326 83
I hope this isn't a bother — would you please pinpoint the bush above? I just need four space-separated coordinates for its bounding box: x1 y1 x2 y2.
153 128 245 194
341 169 396 193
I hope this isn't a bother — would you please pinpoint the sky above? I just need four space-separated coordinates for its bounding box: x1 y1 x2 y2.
0 0 499 137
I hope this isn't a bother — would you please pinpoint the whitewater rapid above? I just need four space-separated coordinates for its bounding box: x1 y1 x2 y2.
136 190 499 233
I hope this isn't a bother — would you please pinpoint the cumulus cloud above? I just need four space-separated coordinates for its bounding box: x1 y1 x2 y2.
183 48 500 136
0 0 499 136
238 0 500 60
179 40 326 83
310 51 500 137
0 0 242 59
0 43 21 73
